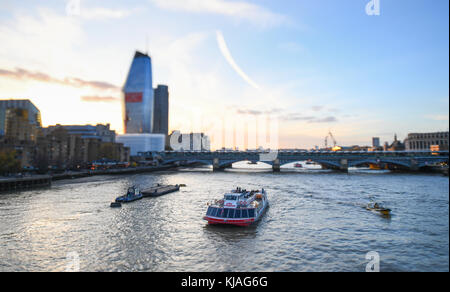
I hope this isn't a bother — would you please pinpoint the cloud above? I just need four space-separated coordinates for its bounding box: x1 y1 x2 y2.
216 30 260 90
310 116 338 123
234 107 338 124
149 0 288 27
0 67 120 91
80 95 120 103
236 108 283 116
64 0 135 20
0 8 83 69
78 7 133 20
311 105 324 112
281 113 338 123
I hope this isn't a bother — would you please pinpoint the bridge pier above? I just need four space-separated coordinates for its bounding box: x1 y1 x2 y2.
212 158 224 171
320 159 348 172
410 159 419 171
272 159 280 172
339 159 348 173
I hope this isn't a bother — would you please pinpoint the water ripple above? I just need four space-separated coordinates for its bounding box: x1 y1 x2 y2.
0 171 448 271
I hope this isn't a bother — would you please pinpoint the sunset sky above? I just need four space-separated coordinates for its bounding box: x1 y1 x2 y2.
0 0 448 149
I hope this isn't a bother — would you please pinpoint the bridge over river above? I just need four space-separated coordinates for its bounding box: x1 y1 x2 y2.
158 150 449 172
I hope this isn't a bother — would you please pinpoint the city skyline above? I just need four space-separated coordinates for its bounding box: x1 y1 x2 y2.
0 0 448 150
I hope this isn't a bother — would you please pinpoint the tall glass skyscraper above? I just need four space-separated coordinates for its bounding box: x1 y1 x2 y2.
122 51 154 134
153 84 169 136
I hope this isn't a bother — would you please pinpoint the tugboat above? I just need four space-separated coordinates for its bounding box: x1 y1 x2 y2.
204 187 269 226
115 186 143 203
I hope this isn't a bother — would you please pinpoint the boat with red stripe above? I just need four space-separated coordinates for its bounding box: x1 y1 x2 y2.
203 187 269 226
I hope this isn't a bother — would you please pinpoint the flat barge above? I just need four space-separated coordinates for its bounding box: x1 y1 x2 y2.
142 184 180 197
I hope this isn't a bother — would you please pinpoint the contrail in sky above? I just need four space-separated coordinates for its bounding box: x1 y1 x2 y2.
216 30 261 90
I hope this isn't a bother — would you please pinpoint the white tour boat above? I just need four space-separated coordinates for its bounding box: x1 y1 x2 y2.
203 187 269 226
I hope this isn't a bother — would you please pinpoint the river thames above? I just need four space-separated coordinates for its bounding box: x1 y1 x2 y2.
0 164 448 272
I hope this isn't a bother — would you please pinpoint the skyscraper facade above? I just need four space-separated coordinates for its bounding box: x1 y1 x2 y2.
372 137 380 148
0 99 42 137
153 84 169 136
122 51 154 134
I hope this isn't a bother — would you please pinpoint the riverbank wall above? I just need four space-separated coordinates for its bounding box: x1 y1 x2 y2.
0 165 177 193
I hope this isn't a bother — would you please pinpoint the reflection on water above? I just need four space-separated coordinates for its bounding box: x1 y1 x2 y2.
0 166 448 271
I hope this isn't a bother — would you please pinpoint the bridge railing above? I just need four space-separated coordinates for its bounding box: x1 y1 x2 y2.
158 150 449 158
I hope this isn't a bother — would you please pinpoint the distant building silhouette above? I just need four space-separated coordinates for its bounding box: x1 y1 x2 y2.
385 134 405 151
404 131 449 151
372 137 380 148
153 84 169 137
0 99 41 138
44 124 116 143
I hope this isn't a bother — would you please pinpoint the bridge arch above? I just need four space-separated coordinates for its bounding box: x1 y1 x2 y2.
161 159 212 166
218 160 273 169
416 158 448 168
279 160 303 167
348 160 379 168
377 159 411 169
311 160 342 169
278 159 342 169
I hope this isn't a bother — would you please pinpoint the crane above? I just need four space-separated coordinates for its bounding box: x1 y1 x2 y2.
324 131 337 149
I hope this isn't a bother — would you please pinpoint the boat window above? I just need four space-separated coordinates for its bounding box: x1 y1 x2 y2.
234 209 241 218
225 195 237 200
223 208 229 218
211 208 219 217
207 207 212 216
208 207 217 216
248 209 255 218
228 209 235 218
241 209 248 218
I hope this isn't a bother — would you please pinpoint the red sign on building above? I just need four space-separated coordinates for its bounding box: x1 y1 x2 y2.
125 92 143 103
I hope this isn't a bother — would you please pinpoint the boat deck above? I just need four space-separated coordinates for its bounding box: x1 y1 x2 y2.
142 184 180 197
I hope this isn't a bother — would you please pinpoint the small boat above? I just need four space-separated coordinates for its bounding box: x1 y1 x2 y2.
110 202 122 208
204 187 269 227
115 186 143 203
366 203 391 215
294 163 303 168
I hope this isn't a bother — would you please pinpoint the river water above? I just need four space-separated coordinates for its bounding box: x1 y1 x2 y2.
0 164 448 272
